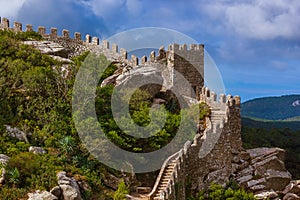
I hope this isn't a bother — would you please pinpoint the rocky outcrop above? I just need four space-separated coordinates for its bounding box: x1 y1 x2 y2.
102 173 121 190
282 180 300 200
234 148 292 199
55 171 83 200
29 146 46 155
0 154 10 185
28 190 58 200
23 41 69 58
4 125 30 142
115 63 165 96
28 172 87 200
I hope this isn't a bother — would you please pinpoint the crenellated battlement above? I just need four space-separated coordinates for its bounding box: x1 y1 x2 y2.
0 17 205 96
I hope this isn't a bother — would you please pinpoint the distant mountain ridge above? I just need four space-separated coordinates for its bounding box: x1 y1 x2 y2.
242 95 300 121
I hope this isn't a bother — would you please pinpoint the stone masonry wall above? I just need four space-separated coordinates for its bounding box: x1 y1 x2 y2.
146 89 242 200
0 17 205 99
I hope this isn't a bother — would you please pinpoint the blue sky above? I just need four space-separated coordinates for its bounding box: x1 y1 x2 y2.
1 0 300 101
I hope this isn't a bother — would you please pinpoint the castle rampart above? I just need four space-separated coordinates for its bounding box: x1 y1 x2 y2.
142 88 242 200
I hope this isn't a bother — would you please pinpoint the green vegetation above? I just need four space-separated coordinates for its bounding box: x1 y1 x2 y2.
189 182 256 200
242 117 300 131
0 29 210 199
0 30 116 199
113 180 129 200
242 95 300 120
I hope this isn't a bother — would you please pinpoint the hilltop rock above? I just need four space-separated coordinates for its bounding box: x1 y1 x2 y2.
115 63 164 96
234 147 292 198
23 41 69 58
28 190 58 200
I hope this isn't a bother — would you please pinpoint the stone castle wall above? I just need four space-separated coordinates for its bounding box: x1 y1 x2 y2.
0 17 205 98
144 89 242 200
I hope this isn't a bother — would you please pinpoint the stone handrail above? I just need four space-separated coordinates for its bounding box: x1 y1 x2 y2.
147 151 180 198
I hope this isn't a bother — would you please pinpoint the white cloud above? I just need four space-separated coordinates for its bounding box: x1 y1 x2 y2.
201 0 300 40
0 0 26 19
79 0 125 20
126 0 142 16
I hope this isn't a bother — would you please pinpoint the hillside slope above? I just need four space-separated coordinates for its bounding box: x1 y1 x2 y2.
242 95 300 120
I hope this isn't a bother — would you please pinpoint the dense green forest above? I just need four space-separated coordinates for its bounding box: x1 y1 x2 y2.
242 117 300 131
242 95 300 120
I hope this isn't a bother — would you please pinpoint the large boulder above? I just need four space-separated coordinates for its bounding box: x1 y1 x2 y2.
234 148 291 194
28 190 58 200
56 171 82 200
115 63 164 96
29 146 46 155
282 180 300 200
0 154 10 185
23 41 69 58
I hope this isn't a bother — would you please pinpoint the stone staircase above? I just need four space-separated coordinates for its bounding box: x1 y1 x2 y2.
152 160 177 200
144 104 228 200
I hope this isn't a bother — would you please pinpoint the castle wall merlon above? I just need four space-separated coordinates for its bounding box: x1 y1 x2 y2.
74 32 81 40
234 96 241 107
13 22 22 32
170 43 180 52
120 48 127 59
102 40 109 49
50 28 58 39
86 34 91 43
141 56 147 64
211 91 217 101
180 44 188 51
2 17 9 29
92 37 99 45
38 26 46 35
220 94 226 103
226 95 235 107
112 44 118 53
131 55 138 66
62 29 69 38
150 51 156 62
156 46 166 60
26 24 33 32
205 87 210 98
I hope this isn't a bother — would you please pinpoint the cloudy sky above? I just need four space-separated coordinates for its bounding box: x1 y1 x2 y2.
1 0 300 101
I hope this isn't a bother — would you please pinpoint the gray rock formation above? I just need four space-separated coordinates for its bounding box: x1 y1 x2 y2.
4 125 30 142
29 146 46 155
0 154 10 185
23 41 68 58
56 171 83 200
282 180 300 200
28 190 58 200
234 148 292 198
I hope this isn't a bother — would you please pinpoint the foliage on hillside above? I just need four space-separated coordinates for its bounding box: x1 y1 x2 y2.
242 95 300 120
0 29 210 199
242 117 300 131
0 30 117 199
189 182 256 200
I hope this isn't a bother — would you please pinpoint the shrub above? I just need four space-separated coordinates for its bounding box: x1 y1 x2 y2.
113 179 129 200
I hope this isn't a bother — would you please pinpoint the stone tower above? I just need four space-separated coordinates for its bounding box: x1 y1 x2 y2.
167 44 204 98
